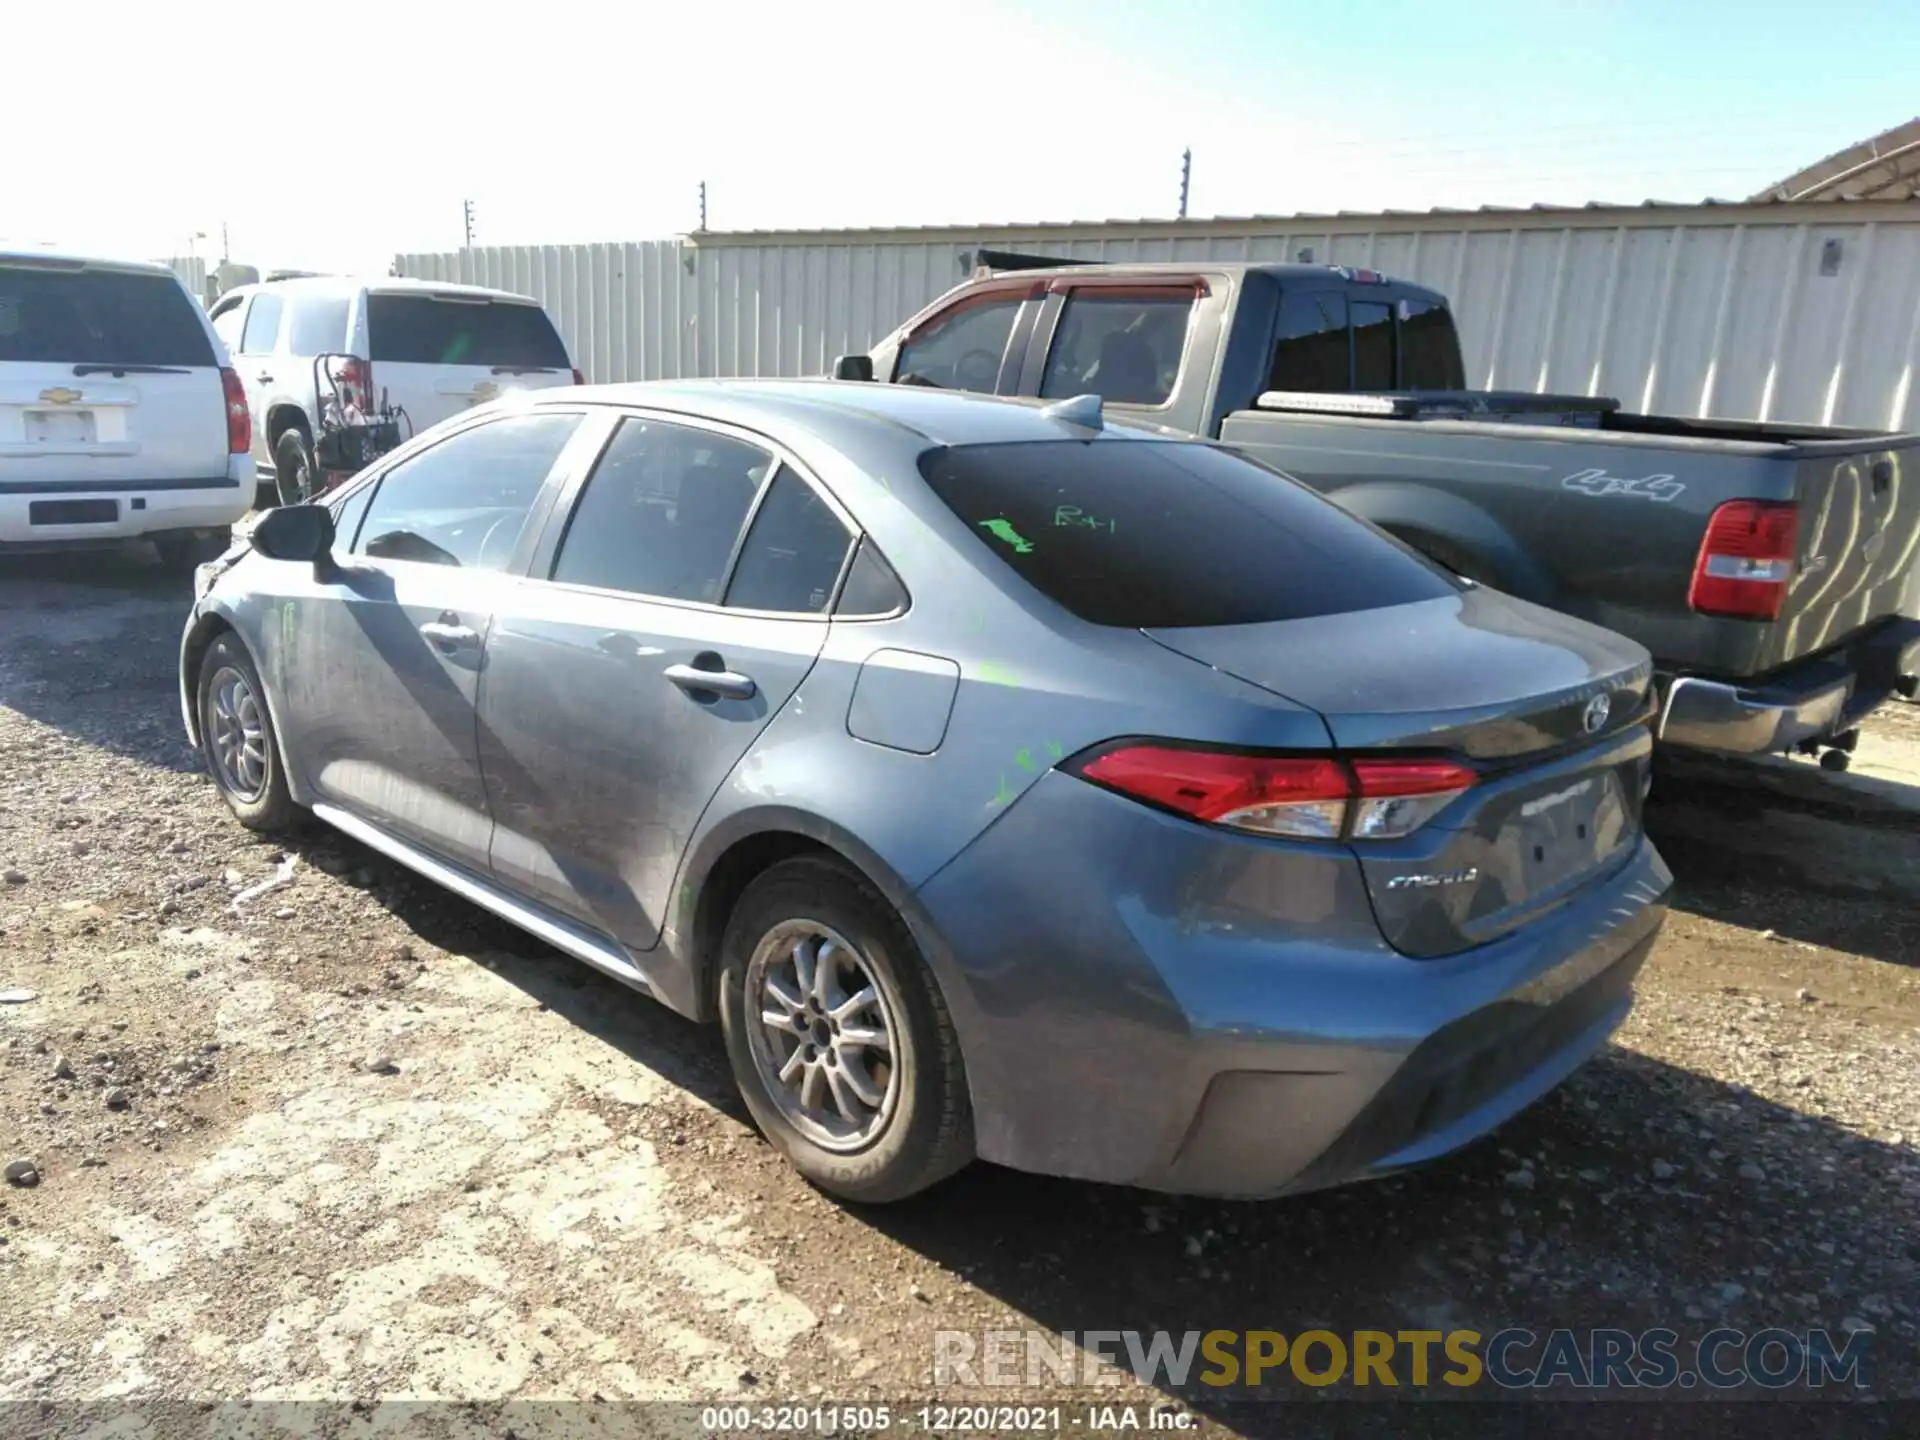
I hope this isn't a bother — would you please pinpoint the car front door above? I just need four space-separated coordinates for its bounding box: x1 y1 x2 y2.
476 411 857 947
274 408 594 870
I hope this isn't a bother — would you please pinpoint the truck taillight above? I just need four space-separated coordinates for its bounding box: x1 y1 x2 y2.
1070 744 1474 841
1689 500 1799 620
219 367 250 455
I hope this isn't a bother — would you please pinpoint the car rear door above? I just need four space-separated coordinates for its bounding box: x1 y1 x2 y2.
476 411 855 947
359 290 575 433
0 257 230 498
273 408 594 871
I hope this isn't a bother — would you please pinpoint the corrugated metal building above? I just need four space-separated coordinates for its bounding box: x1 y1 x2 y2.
396 196 1920 430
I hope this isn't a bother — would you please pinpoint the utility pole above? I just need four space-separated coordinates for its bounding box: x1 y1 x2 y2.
1178 148 1192 220
463 198 476 248
220 221 229 264
698 181 707 232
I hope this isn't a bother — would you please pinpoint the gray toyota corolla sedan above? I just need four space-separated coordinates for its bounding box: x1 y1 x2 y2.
180 379 1671 1203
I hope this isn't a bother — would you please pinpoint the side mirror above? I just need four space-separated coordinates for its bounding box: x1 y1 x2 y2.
831 353 874 382
249 503 335 567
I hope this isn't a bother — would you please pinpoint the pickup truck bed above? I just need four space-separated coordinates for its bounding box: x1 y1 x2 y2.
848 260 1920 759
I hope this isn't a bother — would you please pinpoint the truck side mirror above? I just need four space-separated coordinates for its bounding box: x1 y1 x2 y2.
832 354 874 382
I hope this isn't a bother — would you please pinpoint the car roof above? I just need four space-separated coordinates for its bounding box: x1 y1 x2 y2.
537 378 1173 450
0 250 183 278
221 275 543 305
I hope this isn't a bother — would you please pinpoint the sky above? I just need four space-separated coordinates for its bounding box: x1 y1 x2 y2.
5 0 1917 275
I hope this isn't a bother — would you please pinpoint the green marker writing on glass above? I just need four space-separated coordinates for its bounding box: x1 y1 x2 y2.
978 517 1034 554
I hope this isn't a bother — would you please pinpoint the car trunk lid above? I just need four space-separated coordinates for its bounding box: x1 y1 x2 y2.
1144 587 1656 956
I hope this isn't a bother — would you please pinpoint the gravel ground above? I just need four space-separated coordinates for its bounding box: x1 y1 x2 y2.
1 548 1916 1438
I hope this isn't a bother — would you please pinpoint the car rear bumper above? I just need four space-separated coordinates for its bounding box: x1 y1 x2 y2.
1656 615 1920 753
0 465 250 548
912 770 1671 1198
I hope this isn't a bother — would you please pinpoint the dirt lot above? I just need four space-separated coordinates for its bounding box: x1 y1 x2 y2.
1 549 1916 1436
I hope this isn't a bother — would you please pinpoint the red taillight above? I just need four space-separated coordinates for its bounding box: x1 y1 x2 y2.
1074 745 1474 841
219 367 250 455
336 356 374 415
1689 500 1798 620
571 367 586 386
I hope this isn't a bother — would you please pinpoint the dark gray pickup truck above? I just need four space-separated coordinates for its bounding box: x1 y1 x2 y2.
837 259 1920 764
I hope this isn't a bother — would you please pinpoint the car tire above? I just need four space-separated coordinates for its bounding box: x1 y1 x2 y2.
197 632 301 832
274 426 318 508
718 856 973 1203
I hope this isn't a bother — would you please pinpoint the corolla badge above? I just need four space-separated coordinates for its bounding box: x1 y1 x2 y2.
1386 867 1481 890
1582 693 1612 734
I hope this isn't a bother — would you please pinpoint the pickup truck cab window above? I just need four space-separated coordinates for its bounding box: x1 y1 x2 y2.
1352 300 1395 390
1270 290 1350 392
1040 288 1193 406
1400 298 1467 389
894 293 1022 392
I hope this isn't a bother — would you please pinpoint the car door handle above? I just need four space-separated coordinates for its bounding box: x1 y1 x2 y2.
419 621 480 654
664 663 757 701
255 371 274 383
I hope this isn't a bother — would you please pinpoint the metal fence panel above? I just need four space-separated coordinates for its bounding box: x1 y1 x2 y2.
396 202 1920 428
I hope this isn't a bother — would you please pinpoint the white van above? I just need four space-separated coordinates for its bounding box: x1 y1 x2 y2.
0 252 251 567
208 277 579 504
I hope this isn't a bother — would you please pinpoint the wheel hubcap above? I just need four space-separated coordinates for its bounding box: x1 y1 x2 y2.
207 666 269 801
745 921 900 1152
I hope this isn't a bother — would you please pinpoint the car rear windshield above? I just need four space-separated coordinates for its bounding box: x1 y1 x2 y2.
918 439 1455 628
0 264 215 367
366 294 570 368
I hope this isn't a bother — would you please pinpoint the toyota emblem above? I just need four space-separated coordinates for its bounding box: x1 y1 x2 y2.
1582 693 1612 734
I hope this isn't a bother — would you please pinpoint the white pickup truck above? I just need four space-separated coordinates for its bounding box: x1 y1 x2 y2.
0 251 251 568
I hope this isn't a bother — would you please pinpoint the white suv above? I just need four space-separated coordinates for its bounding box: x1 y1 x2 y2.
0 251 252 567
208 276 579 504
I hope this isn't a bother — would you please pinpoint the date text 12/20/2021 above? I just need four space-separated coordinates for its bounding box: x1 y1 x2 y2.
699 1403 1197 1432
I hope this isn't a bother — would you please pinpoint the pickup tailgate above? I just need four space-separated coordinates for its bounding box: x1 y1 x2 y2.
1770 438 1920 668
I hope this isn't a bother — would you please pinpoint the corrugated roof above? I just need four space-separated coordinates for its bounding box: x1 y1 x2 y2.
1754 118 1920 202
688 192 1920 245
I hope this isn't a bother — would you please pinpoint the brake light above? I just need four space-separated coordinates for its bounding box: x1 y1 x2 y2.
1073 745 1474 841
571 367 586 386
1689 500 1798 620
219 367 250 455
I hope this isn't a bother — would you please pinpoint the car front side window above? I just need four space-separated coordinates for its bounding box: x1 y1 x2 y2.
893 294 1022 393
352 412 582 570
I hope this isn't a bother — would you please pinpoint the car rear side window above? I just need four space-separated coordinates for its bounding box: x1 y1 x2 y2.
354 412 581 569
1040 289 1192 406
725 468 854 614
918 439 1453 628
240 294 282 354
1352 300 1395 390
1269 290 1349 392
367 294 570 369
550 418 773 603
287 296 351 356
0 265 215 367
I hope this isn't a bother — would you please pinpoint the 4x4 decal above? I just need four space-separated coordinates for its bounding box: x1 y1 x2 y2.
1560 468 1685 502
